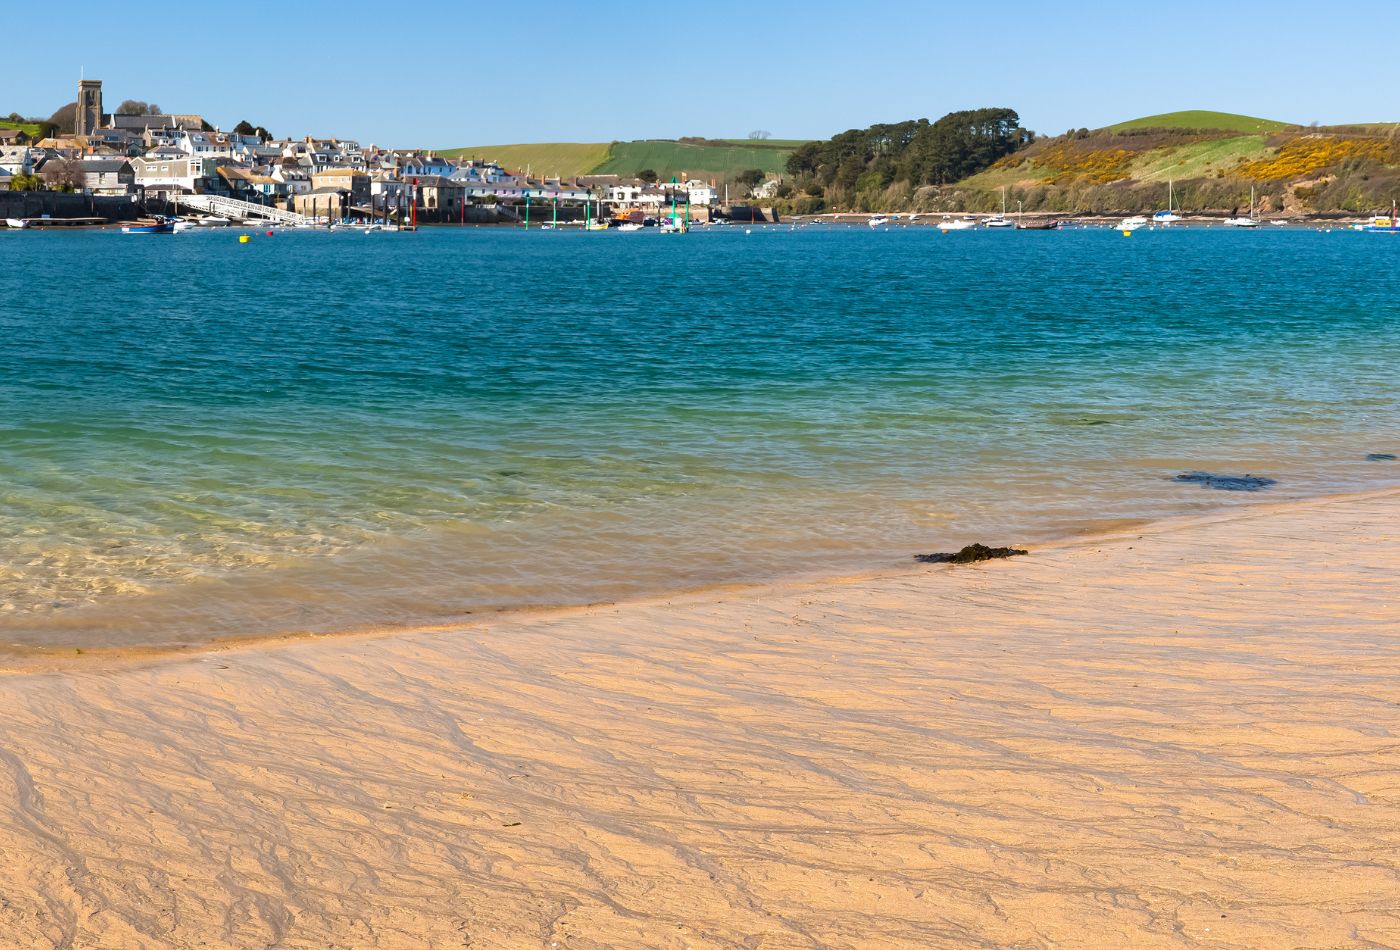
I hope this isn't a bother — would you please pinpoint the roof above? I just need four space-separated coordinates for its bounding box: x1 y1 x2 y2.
82 159 131 173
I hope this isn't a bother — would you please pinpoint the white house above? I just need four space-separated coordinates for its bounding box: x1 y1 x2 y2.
0 146 37 175
131 152 216 192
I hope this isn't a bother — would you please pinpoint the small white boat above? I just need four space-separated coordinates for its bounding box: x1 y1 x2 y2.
5 218 29 230
936 216 978 231
1270 220 1289 227
985 187 1015 227
1224 186 1261 227
868 215 890 228
1119 216 1149 231
617 222 643 232
1153 180 1182 225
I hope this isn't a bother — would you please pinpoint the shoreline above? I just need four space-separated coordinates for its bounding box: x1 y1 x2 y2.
1 481 1397 945
7 481 1399 677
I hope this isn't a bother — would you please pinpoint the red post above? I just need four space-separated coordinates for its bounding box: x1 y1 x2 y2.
411 177 418 229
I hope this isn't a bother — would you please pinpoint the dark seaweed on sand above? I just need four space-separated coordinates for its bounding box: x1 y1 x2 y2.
916 543 1028 564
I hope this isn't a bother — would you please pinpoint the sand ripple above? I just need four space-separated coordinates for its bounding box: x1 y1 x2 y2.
0 492 1398 947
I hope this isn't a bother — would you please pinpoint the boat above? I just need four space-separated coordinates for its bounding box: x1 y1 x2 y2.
122 216 176 234
585 221 610 231
616 222 643 232
1362 201 1400 232
1016 220 1059 231
5 218 29 230
936 216 978 231
1119 216 1149 232
1223 187 1261 228
868 215 890 228
984 187 1015 227
1153 180 1182 225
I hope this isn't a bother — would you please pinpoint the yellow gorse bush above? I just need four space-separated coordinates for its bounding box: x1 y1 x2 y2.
1239 136 1399 181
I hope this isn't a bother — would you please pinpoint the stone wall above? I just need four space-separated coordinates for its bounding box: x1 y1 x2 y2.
0 191 145 223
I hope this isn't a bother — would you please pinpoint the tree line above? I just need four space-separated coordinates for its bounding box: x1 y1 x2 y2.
784 108 1032 195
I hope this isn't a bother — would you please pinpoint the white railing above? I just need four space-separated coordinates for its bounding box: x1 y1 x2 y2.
174 193 308 225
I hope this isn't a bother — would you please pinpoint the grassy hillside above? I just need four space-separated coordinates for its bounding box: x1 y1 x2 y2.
595 140 796 179
437 142 612 178
0 118 43 138
847 120 1400 216
441 138 800 180
1106 110 1290 133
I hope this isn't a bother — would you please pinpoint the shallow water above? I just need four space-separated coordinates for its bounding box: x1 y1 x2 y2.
2 224 1398 649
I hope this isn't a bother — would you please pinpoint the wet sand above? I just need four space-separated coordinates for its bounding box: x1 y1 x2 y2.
1 490 1398 948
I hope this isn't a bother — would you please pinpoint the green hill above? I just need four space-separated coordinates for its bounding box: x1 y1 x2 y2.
437 142 611 178
439 138 804 180
1106 111 1290 133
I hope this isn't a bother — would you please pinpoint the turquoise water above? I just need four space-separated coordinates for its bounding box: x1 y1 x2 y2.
2 224 1398 650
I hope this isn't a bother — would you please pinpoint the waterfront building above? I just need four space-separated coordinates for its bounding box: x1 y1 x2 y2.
78 158 135 194
310 167 371 202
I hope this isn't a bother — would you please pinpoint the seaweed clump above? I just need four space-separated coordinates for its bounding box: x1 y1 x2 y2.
915 543 1028 565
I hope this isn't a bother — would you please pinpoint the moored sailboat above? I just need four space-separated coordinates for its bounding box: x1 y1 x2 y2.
1223 186 1261 228
1153 180 1182 225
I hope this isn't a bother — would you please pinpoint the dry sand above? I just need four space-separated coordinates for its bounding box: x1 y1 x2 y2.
1 490 1398 948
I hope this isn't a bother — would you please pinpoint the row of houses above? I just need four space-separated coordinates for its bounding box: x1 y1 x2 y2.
3 113 720 214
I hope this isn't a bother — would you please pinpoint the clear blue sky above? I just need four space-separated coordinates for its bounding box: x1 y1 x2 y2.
7 0 1396 146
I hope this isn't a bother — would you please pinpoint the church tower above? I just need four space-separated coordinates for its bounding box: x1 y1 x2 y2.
77 78 103 136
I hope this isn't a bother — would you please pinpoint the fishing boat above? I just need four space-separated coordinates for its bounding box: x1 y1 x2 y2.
1016 220 1059 231
1119 216 1149 232
1153 180 1182 225
1362 201 1400 232
122 215 175 234
936 216 978 231
5 218 29 230
984 187 1015 227
1223 187 1261 228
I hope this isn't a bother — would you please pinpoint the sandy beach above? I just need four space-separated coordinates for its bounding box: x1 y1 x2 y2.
1 488 1398 948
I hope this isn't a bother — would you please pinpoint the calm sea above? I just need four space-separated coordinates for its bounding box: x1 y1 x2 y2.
2 224 1397 651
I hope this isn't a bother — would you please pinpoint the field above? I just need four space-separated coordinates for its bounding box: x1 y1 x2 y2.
1106 110 1291 133
440 138 802 180
436 142 612 178
596 140 796 179
715 138 811 148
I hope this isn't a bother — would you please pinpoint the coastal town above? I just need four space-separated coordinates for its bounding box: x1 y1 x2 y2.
1 77 732 228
